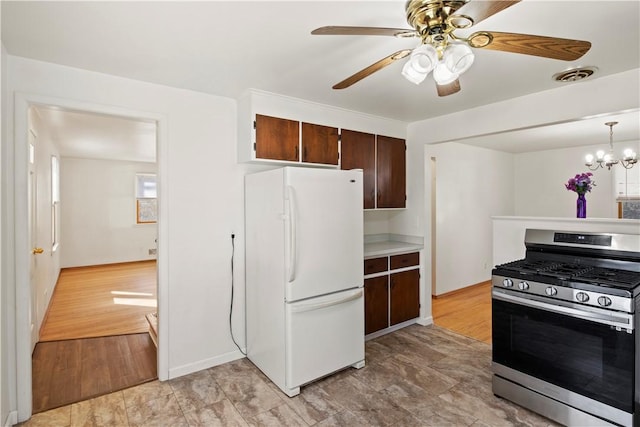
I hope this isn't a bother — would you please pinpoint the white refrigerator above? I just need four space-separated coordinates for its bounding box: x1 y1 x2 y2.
245 166 365 397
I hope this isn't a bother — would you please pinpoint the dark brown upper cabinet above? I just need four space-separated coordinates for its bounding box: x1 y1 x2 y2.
341 130 406 209
301 122 339 165
340 129 376 209
376 135 406 209
255 114 299 162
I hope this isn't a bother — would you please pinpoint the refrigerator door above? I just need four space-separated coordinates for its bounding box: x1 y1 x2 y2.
285 287 365 392
284 167 363 302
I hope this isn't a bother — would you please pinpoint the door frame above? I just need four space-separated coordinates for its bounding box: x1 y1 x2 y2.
13 93 169 421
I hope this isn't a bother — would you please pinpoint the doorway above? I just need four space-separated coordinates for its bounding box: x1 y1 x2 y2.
14 93 168 421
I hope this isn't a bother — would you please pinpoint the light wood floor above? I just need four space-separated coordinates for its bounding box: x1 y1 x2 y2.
40 261 157 341
432 280 492 344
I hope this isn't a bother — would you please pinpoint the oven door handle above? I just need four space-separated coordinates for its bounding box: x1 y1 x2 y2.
493 289 634 331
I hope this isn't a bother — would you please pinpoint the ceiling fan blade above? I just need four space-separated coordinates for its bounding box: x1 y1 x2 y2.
333 49 412 90
453 0 520 26
470 31 591 61
312 26 418 38
436 79 461 97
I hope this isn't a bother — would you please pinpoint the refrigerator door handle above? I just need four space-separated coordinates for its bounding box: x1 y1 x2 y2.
286 185 297 282
290 289 363 313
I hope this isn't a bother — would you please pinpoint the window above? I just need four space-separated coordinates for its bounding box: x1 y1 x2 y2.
136 173 157 224
51 155 60 251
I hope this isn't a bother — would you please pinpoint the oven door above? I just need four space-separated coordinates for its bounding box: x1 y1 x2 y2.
492 288 635 415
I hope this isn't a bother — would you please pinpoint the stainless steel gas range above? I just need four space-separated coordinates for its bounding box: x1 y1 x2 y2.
492 229 640 427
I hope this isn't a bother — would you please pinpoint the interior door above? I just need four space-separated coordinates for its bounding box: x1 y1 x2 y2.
28 128 43 350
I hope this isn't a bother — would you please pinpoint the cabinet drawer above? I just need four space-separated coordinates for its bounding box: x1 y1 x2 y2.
390 252 419 270
364 257 388 275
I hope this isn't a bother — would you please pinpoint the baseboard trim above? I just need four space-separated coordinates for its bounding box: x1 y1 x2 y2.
432 280 491 299
167 349 245 379
4 411 18 427
417 315 433 326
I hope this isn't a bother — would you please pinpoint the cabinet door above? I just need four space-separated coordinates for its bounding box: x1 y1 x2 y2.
301 122 339 165
364 276 389 335
376 135 406 208
390 269 419 326
255 114 299 161
341 129 376 209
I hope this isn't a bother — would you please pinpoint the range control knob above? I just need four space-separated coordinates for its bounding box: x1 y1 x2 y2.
502 278 514 288
576 292 590 303
597 296 612 307
518 281 530 290
545 287 558 296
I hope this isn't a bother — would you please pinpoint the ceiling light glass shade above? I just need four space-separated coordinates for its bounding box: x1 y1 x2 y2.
443 43 475 74
401 60 428 84
433 61 459 85
623 148 637 160
409 44 438 73
585 154 594 164
401 44 437 84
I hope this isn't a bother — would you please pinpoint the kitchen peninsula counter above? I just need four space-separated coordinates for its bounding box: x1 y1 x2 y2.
492 216 640 266
364 234 424 258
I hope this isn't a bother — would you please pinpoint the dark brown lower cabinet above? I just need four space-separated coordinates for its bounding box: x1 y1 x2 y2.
364 251 420 336
390 269 420 326
364 276 389 335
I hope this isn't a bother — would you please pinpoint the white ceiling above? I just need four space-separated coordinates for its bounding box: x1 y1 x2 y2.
3 0 640 158
33 106 157 163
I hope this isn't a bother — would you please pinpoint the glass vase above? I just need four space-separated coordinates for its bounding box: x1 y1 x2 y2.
576 193 587 218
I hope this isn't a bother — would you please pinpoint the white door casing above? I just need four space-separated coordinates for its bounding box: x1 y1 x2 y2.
14 93 169 423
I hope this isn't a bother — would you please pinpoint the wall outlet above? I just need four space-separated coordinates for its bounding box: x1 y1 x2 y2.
148 248 157 255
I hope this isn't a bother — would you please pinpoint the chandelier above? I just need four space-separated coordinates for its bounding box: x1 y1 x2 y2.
585 122 637 170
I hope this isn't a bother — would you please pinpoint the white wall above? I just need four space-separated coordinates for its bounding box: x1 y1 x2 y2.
426 142 514 295
514 144 620 218
4 55 257 421
28 107 61 344
60 157 157 267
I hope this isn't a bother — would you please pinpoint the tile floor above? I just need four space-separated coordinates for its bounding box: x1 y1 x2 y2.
20 325 558 427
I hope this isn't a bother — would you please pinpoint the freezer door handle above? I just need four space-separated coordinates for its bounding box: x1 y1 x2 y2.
287 185 297 282
290 289 363 313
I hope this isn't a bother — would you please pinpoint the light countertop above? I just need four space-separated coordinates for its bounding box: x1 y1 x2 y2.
364 234 424 258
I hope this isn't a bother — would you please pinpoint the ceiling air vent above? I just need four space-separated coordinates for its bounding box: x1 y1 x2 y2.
553 66 598 82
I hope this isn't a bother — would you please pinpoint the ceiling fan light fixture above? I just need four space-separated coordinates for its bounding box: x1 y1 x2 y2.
433 61 459 85
443 43 474 75
409 44 438 73
401 60 428 84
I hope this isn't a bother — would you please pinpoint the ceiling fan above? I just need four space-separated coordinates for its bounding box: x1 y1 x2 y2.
311 0 591 96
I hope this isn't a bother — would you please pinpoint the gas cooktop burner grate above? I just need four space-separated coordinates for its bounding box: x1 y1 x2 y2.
497 259 564 275
577 267 640 289
495 259 640 291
